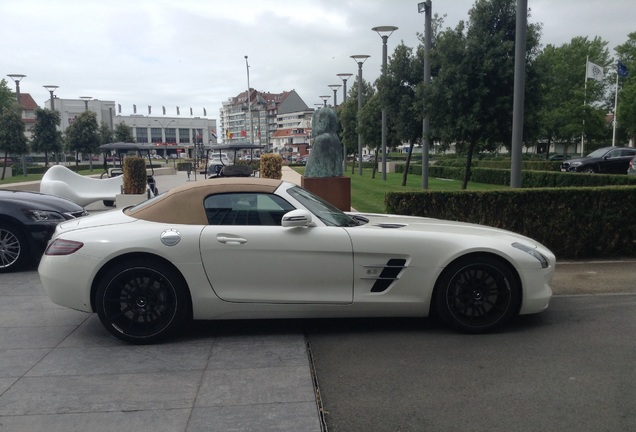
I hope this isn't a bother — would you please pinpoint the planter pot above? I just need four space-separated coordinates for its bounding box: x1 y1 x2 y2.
115 192 148 208
301 176 351 211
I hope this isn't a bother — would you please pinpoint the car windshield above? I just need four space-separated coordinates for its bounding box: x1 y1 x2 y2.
287 186 361 227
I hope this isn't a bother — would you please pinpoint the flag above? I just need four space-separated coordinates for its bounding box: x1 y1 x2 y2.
210 129 217 139
117 104 121 113
586 60 604 81
203 108 207 116
618 60 629 77
241 129 247 137
190 107 193 116
176 106 180 115
226 129 231 139
162 106 166 115
148 105 151 115
133 104 137 114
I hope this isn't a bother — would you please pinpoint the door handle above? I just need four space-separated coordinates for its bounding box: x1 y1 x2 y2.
217 235 247 245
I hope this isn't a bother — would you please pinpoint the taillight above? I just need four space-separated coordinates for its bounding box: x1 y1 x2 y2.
45 239 84 256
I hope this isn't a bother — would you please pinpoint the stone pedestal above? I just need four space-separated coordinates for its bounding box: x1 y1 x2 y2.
301 176 351 211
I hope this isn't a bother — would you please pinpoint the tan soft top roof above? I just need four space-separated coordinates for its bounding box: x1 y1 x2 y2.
126 177 283 224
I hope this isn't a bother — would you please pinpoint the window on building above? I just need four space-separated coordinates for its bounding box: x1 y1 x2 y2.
165 128 176 143
179 128 190 144
150 127 162 143
135 127 148 143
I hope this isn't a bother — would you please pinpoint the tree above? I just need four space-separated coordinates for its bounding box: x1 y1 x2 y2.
615 32 636 145
535 36 611 156
64 110 100 169
114 122 135 142
0 79 27 179
426 0 542 189
335 78 374 173
99 122 114 146
358 93 382 177
31 108 62 167
378 42 422 185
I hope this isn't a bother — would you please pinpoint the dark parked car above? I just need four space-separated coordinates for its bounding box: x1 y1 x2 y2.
560 146 636 174
0 190 88 272
548 153 570 161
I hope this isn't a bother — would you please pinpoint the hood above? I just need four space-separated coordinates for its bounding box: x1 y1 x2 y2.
0 189 84 213
351 212 537 242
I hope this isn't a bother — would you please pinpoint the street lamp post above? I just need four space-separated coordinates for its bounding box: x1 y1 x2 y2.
155 119 175 158
319 95 330 107
7 74 27 176
336 73 353 102
105 103 115 130
418 2 432 189
245 55 253 144
328 84 341 108
80 96 92 111
372 25 398 180
43 85 59 110
351 55 370 176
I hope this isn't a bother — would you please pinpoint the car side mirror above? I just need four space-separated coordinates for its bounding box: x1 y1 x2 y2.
282 210 314 227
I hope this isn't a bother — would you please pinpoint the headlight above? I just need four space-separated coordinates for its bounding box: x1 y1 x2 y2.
23 210 66 222
568 161 582 167
512 242 549 268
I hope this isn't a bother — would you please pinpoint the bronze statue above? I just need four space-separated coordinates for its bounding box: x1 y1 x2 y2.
304 107 343 177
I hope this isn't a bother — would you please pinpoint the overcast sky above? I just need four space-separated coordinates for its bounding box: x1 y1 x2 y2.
2 0 632 126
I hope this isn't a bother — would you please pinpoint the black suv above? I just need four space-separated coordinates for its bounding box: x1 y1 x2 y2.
560 146 636 174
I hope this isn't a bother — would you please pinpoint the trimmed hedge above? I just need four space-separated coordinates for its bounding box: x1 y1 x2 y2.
385 186 636 259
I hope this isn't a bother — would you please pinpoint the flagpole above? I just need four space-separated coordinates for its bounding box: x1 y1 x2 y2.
581 56 588 157
612 71 619 146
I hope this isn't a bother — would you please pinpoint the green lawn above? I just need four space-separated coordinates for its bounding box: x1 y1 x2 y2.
293 166 505 213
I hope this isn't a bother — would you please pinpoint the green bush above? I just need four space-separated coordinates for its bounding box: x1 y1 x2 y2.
122 156 147 194
385 186 636 259
260 154 282 179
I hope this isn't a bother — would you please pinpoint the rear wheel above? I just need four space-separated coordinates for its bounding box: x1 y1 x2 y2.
95 258 190 344
434 255 520 334
0 224 29 273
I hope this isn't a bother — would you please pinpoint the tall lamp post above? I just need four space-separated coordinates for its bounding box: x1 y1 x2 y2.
328 84 341 108
336 73 353 102
244 55 254 144
7 74 28 176
351 55 370 176
319 95 330 107
105 103 115 130
80 96 92 111
155 119 175 158
372 25 398 180
418 1 432 189
43 85 59 110
44 85 60 164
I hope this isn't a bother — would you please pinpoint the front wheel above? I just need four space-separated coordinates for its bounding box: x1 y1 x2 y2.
0 224 29 273
582 166 596 173
95 259 190 344
434 255 520 334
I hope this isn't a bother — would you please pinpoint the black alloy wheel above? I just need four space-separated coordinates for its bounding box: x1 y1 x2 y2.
0 224 28 273
95 259 190 343
435 255 520 334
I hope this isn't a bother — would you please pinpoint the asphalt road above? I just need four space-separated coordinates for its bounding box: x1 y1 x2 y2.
306 260 636 432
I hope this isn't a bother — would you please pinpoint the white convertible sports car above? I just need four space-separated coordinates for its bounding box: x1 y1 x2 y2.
39 178 555 344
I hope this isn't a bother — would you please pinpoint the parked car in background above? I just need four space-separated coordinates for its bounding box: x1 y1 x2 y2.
548 154 570 161
560 146 636 174
628 155 636 175
0 190 88 272
1 157 13 166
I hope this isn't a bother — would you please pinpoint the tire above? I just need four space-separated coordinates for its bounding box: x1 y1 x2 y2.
582 166 596 173
434 255 520 334
95 258 190 344
0 223 29 273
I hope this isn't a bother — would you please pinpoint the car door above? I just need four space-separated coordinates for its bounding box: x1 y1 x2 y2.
199 192 354 304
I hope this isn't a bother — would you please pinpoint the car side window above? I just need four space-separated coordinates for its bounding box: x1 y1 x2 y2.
204 193 295 226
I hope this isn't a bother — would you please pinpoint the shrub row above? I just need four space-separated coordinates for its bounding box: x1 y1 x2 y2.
434 159 562 172
385 186 636 259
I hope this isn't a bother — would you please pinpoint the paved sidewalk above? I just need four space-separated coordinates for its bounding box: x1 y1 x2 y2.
0 167 322 432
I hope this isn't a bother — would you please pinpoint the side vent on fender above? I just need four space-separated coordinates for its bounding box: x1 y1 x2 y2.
362 258 408 293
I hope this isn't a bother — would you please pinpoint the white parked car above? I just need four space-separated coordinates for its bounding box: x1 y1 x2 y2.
39 178 555 344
